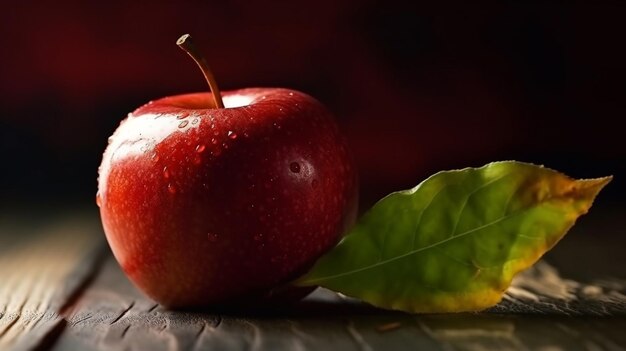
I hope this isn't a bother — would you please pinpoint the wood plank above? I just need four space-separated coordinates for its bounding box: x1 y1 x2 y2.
54 252 626 351
55 258 363 351
3 207 626 350
491 261 626 315
0 211 106 351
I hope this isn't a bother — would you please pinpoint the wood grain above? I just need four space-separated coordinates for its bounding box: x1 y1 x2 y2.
0 212 105 351
1 209 626 350
52 254 626 351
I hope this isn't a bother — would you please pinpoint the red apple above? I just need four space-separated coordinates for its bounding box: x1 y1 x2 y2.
97 35 358 308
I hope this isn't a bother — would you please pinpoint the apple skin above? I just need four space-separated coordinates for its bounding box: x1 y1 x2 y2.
97 88 358 308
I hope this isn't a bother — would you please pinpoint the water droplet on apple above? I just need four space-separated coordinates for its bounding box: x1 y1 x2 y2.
273 122 281 130
195 144 206 153
211 138 217 144
210 123 216 129
213 130 219 136
151 153 159 162
289 162 301 173
228 131 237 139
222 143 229 149
95 193 102 207
207 233 219 242
193 156 202 165
243 132 250 138
289 92 294 96
178 120 189 128
191 118 199 125
254 233 263 241
163 166 170 179
167 184 176 194
177 112 190 119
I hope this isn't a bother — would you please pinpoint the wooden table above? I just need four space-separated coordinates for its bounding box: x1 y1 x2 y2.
1 206 624 351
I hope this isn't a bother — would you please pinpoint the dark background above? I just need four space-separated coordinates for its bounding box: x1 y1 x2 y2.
1 1 624 211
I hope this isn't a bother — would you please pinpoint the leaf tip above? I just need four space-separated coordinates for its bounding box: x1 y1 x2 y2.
574 175 613 199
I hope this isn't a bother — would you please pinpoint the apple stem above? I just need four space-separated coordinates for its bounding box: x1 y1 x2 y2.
177 34 225 109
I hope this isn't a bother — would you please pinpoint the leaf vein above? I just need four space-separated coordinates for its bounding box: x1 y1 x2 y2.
411 184 447 250
433 247 476 269
451 173 510 236
517 234 542 240
304 209 526 284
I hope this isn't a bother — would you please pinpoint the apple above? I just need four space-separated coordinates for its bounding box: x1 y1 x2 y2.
96 34 358 308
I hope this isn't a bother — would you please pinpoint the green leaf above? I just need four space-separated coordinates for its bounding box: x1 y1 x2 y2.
295 161 611 313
